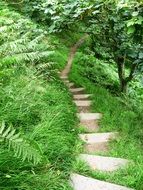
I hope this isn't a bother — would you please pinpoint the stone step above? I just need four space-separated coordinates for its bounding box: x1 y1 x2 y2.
79 132 118 153
77 113 102 120
66 82 75 88
74 94 92 100
64 80 70 83
74 101 92 107
74 100 91 113
79 154 129 172
60 75 68 80
70 173 134 190
69 88 85 94
77 113 102 132
79 122 99 132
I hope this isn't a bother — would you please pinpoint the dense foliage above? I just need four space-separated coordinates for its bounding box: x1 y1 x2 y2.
11 0 143 92
84 0 143 92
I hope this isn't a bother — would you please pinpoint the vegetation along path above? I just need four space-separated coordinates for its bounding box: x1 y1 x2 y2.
1 1 143 189
60 37 134 190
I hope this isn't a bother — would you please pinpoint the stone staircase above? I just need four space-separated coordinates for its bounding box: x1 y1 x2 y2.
60 77 134 190
70 174 133 190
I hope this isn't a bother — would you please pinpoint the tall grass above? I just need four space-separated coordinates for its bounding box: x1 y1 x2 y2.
0 3 78 189
0 63 78 189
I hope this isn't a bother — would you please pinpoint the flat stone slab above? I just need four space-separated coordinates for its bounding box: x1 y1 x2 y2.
79 132 117 143
77 113 102 121
79 154 129 172
69 88 85 94
60 76 68 79
79 121 99 132
74 101 91 107
70 173 134 190
78 113 102 132
74 94 92 100
79 132 118 153
64 80 70 83
66 82 74 87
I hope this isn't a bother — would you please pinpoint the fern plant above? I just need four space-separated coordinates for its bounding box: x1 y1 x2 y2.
0 9 54 68
0 121 42 165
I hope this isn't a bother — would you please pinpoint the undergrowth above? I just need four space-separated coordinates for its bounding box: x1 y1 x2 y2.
0 62 79 189
0 2 79 190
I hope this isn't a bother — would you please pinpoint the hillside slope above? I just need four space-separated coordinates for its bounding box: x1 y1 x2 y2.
69 46 143 190
0 3 80 190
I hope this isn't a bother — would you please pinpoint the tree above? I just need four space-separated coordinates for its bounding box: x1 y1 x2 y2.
82 0 143 93
9 0 143 93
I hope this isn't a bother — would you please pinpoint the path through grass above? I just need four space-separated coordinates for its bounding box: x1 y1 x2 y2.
69 58 143 190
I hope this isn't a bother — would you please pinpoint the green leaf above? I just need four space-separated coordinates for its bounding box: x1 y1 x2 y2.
132 11 139 17
0 122 42 165
127 26 135 34
92 10 100 15
139 52 143 59
127 20 135 27
136 16 143 25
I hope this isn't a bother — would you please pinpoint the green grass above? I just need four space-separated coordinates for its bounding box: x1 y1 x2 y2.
2 1 143 189
0 3 81 189
69 56 143 190
0 63 79 190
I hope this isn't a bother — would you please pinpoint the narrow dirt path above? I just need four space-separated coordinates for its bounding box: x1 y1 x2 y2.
60 36 134 190
60 34 88 77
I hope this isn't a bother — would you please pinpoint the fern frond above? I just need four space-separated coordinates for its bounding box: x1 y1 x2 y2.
0 34 50 57
0 16 14 27
1 51 54 65
0 18 31 41
0 122 42 165
29 34 45 45
0 26 8 32
0 38 29 56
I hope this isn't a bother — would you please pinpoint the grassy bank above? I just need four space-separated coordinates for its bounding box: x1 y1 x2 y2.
69 51 143 190
0 3 80 190
0 65 78 190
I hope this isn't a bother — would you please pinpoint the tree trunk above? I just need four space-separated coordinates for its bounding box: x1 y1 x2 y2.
116 58 127 93
120 79 128 93
116 59 136 93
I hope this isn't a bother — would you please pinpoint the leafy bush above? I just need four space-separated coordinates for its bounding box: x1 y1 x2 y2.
9 0 94 33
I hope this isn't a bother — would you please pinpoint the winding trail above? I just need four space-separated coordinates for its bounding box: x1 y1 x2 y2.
60 34 88 77
60 36 134 190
